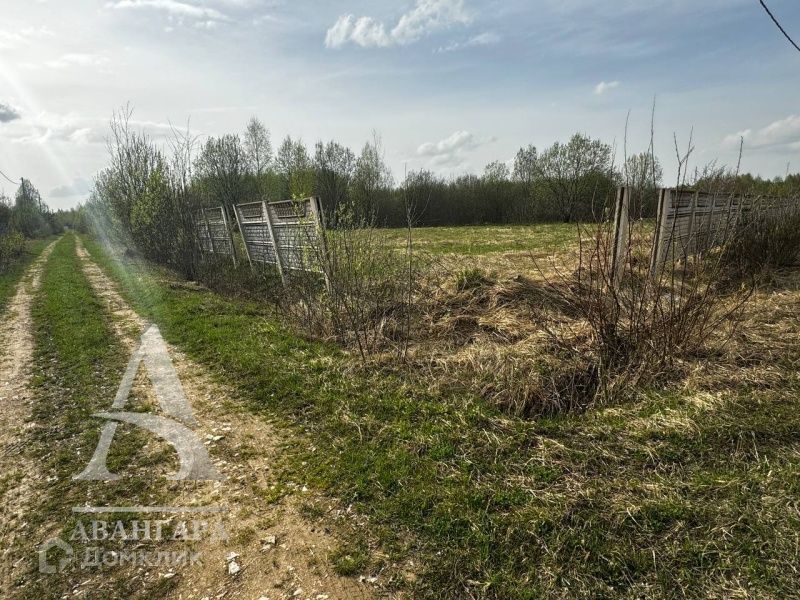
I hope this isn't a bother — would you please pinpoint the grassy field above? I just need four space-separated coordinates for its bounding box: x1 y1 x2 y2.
381 223 579 256
380 221 654 280
81 232 800 598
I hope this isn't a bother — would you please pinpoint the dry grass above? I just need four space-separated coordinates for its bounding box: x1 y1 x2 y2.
383 217 763 420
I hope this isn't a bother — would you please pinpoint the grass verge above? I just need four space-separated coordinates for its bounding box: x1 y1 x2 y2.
0 237 54 314
82 235 800 598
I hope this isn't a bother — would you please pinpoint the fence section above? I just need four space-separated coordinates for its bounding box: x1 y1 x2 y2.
649 189 796 272
196 206 236 265
234 197 326 281
233 201 279 266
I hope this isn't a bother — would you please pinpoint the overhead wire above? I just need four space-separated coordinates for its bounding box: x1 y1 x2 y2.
0 168 21 186
758 0 800 53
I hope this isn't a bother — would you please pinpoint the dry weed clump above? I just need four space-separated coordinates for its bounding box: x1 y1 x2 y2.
529 219 756 410
721 203 800 283
403 263 600 417
280 221 439 362
407 212 763 419
421 271 566 344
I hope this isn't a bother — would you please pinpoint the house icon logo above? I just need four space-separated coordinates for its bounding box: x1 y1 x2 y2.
38 538 73 574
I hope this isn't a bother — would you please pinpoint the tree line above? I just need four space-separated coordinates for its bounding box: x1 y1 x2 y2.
185 123 658 227
0 178 68 238
0 178 81 268
88 107 800 277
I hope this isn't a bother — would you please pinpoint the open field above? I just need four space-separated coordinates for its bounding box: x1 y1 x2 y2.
0 219 798 597
5 1 800 596
71 229 800 598
381 223 580 256
379 221 655 280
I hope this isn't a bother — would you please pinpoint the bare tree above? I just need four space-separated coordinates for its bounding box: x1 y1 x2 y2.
244 117 272 177
194 134 248 213
624 152 663 218
513 144 538 189
483 160 510 182
351 132 393 220
275 136 314 199
314 140 355 226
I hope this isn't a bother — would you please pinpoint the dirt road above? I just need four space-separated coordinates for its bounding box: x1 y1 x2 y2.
0 240 57 595
0 237 377 599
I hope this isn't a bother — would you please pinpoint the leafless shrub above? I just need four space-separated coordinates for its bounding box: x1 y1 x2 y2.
278 216 412 361
516 135 764 414
530 218 749 410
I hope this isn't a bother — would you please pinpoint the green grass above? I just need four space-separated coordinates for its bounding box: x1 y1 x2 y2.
17 234 177 599
81 235 800 598
0 237 53 313
380 223 579 256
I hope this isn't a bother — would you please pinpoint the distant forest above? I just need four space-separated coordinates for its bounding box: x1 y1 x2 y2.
5 115 800 244
150 117 799 229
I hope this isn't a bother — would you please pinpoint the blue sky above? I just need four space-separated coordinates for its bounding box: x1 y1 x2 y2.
0 0 798 209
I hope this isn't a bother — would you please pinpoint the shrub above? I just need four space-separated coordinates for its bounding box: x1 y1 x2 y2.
524 215 753 414
0 231 26 270
282 216 416 361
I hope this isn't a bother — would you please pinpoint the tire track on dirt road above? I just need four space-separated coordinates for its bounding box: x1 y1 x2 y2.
74 238 377 600
0 239 58 595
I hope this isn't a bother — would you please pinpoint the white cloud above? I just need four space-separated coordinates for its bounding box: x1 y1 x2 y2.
0 26 54 50
3 111 108 146
392 0 471 44
0 102 22 123
67 127 105 144
417 130 493 167
8 113 180 146
723 115 800 151
45 53 110 69
50 177 92 198
437 31 500 52
106 0 230 25
594 80 620 95
325 0 471 49
325 15 391 48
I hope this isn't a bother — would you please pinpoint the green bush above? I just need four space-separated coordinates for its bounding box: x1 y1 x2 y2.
0 231 26 270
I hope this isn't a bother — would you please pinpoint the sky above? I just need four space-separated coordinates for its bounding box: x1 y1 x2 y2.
0 0 798 210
